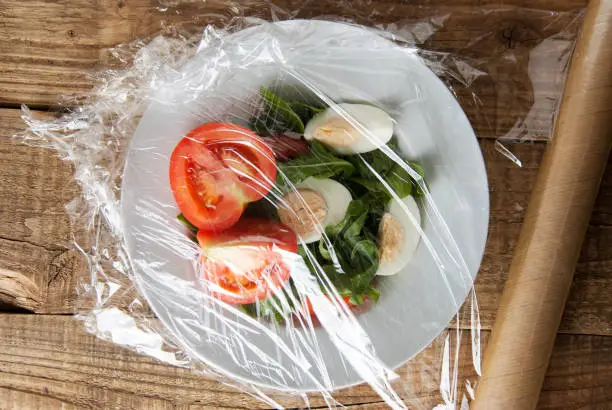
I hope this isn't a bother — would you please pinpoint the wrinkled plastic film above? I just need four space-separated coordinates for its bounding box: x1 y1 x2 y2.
14 4 584 409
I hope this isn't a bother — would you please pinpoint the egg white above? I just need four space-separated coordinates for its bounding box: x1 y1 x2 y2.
376 196 421 276
304 103 394 155
292 177 352 243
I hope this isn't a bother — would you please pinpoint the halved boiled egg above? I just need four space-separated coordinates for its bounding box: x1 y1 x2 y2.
376 196 421 276
277 177 352 243
304 103 394 155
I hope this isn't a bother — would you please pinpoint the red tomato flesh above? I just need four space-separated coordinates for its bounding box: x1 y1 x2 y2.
169 123 276 232
186 123 277 201
197 218 297 305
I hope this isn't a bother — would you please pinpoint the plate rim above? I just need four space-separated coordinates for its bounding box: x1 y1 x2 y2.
120 19 490 393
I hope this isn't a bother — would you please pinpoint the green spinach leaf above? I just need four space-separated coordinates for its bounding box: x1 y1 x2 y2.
386 163 413 198
241 295 286 323
347 148 395 179
277 141 355 184
346 142 425 200
317 198 380 296
250 117 272 136
288 101 324 123
257 86 305 134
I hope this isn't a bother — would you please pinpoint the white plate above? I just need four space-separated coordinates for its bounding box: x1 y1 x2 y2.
121 20 489 392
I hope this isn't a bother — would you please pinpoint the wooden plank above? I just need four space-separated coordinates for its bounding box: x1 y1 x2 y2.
0 240 51 312
0 313 380 409
538 334 612 410
0 110 76 249
0 387 81 410
0 314 610 409
0 109 79 312
0 1 585 139
1 107 611 334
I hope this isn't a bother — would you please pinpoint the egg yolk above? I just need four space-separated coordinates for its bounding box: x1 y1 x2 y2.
378 212 404 263
277 189 328 237
312 117 359 148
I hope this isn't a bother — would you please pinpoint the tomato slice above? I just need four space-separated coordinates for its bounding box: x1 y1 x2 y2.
186 123 277 201
169 123 277 232
170 138 246 232
197 218 297 305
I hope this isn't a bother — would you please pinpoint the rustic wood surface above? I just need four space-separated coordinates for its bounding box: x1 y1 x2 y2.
1 315 611 409
0 0 586 138
0 0 610 409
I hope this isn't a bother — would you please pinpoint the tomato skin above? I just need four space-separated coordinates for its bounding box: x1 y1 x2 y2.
169 122 277 232
186 123 277 201
169 138 245 232
197 218 298 252
198 218 297 305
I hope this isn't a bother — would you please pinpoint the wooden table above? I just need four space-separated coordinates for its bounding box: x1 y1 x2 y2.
0 1 610 409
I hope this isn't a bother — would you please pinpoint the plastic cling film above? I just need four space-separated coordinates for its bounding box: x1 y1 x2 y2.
14 3 584 409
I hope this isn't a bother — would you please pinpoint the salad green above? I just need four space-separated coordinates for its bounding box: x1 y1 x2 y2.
239 87 426 319
252 86 308 135
277 141 355 184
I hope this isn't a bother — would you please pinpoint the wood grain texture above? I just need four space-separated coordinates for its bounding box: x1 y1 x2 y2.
0 109 81 312
0 0 585 139
0 314 609 409
1 107 611 334
0 1 609 409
